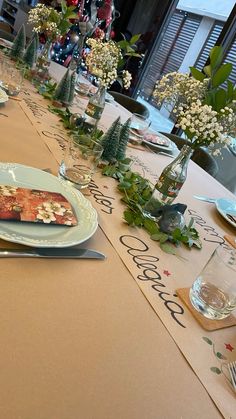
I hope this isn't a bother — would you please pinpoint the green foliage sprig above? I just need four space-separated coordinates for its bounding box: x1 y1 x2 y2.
48 106 104 140
190 45 236 112
102 162 202 255
38 81 57 99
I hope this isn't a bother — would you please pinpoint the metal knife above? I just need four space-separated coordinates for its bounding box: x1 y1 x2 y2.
193 195 216 203
0 247 106 259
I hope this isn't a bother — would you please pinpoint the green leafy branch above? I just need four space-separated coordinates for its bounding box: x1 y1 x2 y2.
117 34 141 68
48 105 104 140
38 81 57 100
102 162 202 255
190 45 236 112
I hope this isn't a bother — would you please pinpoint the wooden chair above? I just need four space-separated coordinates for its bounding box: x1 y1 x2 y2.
109 91 150 119
161 132 219 177
0 21 12 34
0 29 15 42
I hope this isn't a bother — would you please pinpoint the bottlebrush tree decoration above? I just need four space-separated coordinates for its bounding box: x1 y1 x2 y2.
24 37 37 68
116 117 131 161
53 68 71 105
10 25 26 60
101 117 121 162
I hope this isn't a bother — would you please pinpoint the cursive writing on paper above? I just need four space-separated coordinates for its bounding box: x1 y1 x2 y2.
119 234 186 328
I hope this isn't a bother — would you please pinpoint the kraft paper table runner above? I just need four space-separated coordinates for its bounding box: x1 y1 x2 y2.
6 76 236 419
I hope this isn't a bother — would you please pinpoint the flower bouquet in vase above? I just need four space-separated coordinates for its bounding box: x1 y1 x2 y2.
28 1 77 81
144 46 236 219
78 38 133 133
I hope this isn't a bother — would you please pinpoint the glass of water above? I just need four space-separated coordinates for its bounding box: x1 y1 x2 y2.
59 135 103 189
0 62 23 96
189 245 236 320
129 113 151 144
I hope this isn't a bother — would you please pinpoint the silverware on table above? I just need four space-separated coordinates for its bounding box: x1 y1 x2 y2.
193 195 216 203
228 361 236 392
0 247 106 259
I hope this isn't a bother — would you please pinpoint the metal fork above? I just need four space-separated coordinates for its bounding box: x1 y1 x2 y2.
228 361 236 392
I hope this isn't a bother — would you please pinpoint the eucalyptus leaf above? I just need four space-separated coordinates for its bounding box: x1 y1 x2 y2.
212 63 233 88
209 46 223 70
190 67 205 82
61 0 67 14
187 218 194 229
203 65 212 77
144 219 159 235
227 80 234 101
130 34 141 45
151 232 163 241
215 88 227 112
160 242 176 255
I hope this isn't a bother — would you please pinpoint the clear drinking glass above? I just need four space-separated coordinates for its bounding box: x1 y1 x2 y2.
129 113 151 144
0 62 23 96
189 245 236 320
75 71 91 96
59 135 103 189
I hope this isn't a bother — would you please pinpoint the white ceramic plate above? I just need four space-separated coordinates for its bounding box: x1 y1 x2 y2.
142 131 178 153
216 198 236 228
105 92 115 103
0 163 98 247
0 86 8 103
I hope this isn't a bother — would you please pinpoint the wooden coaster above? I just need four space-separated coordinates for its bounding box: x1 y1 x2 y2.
224 235 236 249
177 287 236 331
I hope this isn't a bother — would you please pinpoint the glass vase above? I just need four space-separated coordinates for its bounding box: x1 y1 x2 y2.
69 34 86 72
81 84 106 133
143 144 193 220
34 39 53 82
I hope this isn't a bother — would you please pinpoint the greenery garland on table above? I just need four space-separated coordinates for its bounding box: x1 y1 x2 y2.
1 49 202 255
45 106 202 254
102 161 202 255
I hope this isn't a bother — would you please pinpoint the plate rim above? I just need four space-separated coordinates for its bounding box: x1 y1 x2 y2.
142 131 176 152
0 87 8 103
0 162 98 247
216 198 236 228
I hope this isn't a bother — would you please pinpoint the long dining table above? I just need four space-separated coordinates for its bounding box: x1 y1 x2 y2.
0 55 236 419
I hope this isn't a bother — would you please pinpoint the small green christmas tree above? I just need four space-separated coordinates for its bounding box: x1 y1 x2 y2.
53 69 71 105
116 117 131 161
68 70 76 105
101 117 121 162
33 32 39 54
10 24 26 60
24 37 37 68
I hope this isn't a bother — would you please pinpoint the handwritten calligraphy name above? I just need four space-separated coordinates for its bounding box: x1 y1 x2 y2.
23 97 48 119
88 180 115 214
41 129 67 151
188 209 226 246
119 234 186 328
128 154 157 178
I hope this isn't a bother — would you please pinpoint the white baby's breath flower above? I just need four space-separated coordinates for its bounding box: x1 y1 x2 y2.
85 39 131 89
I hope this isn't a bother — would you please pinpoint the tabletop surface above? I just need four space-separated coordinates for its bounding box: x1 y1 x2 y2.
0 56 236 419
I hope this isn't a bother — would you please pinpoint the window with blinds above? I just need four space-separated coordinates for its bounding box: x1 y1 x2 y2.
224 37 236 85
194 22 224 70
140 10 201 102
195 22 236 85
